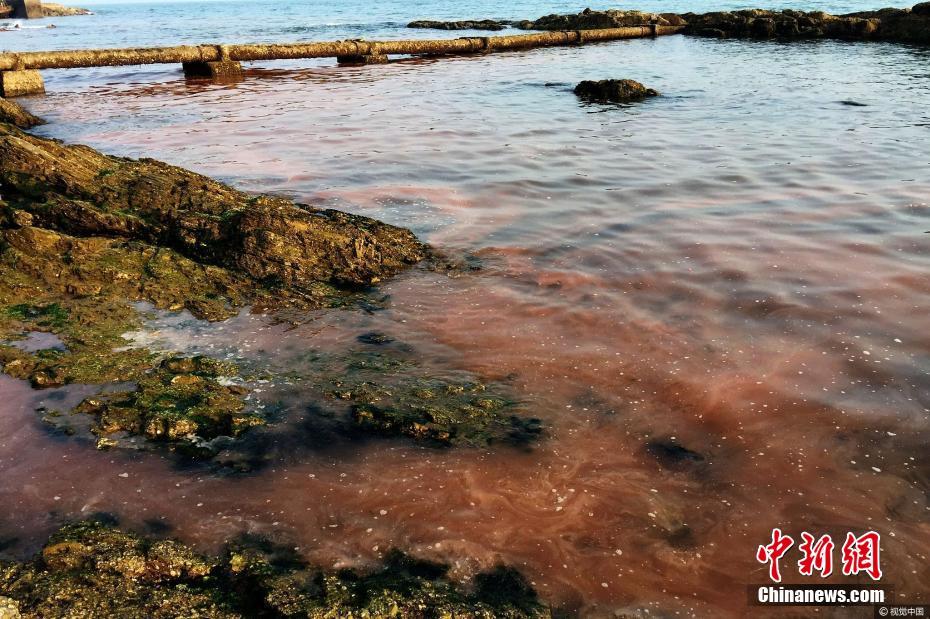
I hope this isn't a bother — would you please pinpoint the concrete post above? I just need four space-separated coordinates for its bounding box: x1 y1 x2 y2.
335 54 389 65
182 61 242 79
11 0 43 19
0 70 46 97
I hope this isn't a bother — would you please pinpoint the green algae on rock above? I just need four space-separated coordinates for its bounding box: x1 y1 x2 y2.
71 355 260 451
0 520 550 618
0 115 428 455
0 122 426 291
0 115 544 458
276 343 544 448
337 374 542 447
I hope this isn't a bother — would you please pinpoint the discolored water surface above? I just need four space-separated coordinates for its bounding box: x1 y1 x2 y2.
2 28 929 617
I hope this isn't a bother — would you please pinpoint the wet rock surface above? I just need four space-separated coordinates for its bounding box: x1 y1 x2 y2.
682 5 929 42
515 8 686 30
0 100 43 130
0 122 426 292
0 520 550 618
408 19 507 30
574 79 659 104
423 4 928 43
0 115 544 459
682 8 882 40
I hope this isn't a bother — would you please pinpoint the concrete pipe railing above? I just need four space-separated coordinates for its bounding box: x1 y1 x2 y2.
0 25 685 96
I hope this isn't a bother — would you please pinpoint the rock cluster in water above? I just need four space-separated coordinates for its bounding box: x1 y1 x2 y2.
0 103 543 459
682 3 930 42
408 18 507 30
515 8 687 30
408 4 930 44
0 1 90 18
574 79 659 103
0 520 550 618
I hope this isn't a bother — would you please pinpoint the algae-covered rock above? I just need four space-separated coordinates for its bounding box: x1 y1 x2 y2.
307 345 543 448
0 596 20 619
0 117 542 459
0 122 426 291
68 355 259 452
574 79 659 104
682 8 881 39
0 100 43 130
0 118 428 456
343 377 542 447
0 520 550 618
516 8 685 30
408 18 507 30
682 5 929 43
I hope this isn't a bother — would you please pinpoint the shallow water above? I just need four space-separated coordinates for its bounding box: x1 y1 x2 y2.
1 11 930 618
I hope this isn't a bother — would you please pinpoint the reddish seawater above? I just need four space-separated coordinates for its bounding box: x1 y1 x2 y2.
3 35 930 616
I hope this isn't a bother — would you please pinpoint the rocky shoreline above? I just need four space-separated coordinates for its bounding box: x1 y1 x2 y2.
0 100 551 615
407 3 930 43
0 1 91 18
0 102 542 463
0 519 549 618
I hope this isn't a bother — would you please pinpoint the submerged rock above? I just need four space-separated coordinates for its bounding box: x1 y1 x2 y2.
0 520 551 618
574 79 659 103
645 438 706 471
408 19 507 30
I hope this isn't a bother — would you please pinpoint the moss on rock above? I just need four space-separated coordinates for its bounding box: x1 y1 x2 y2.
0 118 544 458
0 118 427 455
338 376 543 447
0 521 550 618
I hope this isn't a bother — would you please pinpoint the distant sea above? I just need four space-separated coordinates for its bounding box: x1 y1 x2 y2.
0 0 917 52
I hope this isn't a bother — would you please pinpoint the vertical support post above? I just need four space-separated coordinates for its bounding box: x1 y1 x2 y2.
336 41 388 65
11 0 43 19
182 44 242 80
0 58 45 97
335 54 389 65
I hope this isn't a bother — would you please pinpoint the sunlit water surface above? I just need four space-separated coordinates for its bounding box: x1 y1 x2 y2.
0 14 929 619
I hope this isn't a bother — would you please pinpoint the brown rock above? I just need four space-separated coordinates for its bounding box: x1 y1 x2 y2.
40 2 92 16
574 79 659 103
407 19 506 30
0 99 44 129
0 123 428 292
518 8 676 30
